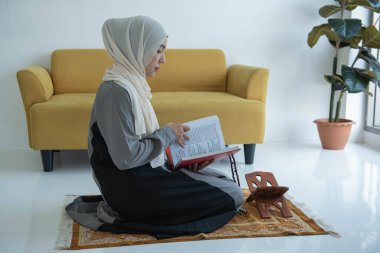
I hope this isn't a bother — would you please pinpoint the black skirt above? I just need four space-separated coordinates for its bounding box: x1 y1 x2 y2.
66 163 243 238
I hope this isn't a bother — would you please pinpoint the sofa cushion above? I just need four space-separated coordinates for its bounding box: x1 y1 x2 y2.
151 92 265 144
29 91 265 149
30 94 95 149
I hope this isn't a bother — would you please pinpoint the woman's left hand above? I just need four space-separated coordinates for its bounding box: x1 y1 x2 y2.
165 123 190 148
187 159 214 172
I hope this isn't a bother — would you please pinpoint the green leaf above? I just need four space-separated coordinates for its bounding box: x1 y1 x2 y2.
328 19 362 39
358 49 380 86
333 27 365 48
307 24 340 48
342 0 363 11
349 0 372 7
352 68 378 84
359 48 378 60
337 0 350 6
324 75 345 90
341 65 369 93
319 5 342 18
330 40 348 47
324 74 345 84
348 27 365 47
333 32 363 48
349 0 380 12
367 0 380 8
345 5 358 10
336 0 344 5
363 25 380 48
324 75 332 83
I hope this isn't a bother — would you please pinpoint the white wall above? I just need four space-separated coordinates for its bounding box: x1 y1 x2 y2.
0 0 342 150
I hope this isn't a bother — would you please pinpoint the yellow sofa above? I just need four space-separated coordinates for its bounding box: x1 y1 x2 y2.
17 49 269 171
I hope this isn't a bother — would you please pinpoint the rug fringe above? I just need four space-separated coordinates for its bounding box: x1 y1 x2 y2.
55 195 77 250
285 194 340 238
327 231 341 238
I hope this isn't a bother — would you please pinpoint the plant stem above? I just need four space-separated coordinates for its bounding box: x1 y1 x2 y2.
341 1 345 19
351 48 362 68
334 89 346 122
329 56 338 122
329 2 344 122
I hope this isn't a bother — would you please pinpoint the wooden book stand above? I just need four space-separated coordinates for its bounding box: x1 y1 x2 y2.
245 171 292 219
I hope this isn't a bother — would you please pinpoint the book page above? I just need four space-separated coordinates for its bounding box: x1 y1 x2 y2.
169 115 225 167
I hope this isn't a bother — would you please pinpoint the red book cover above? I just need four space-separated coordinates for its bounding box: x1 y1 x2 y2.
165 146 174 168
166 146 241 170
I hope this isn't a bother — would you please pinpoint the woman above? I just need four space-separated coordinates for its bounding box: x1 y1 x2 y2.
66 16 243 238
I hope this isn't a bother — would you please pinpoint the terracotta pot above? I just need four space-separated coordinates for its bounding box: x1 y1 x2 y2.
313 118 355 150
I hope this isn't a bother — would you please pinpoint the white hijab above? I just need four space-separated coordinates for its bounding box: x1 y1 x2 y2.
102 16 168 168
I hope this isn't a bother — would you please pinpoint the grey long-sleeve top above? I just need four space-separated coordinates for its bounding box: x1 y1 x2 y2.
88 81 177 170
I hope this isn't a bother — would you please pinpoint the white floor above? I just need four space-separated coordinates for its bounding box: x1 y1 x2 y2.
1 142 380 253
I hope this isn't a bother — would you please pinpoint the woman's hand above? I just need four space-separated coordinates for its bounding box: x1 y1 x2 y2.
166 123 190 148
187 160 214 172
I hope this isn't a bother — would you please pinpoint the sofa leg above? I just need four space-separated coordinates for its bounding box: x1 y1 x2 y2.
244 144 256 165
40 150 54 172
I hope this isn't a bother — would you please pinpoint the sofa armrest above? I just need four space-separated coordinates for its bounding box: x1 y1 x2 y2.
17 66 54 149
17 65 54 109
226 64 269 103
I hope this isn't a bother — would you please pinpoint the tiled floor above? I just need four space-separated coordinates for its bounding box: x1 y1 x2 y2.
0 142 379 253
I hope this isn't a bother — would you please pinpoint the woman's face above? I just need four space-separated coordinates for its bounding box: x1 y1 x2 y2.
145 38 167 77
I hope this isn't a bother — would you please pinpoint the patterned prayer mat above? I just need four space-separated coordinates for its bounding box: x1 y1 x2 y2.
60 189 337 250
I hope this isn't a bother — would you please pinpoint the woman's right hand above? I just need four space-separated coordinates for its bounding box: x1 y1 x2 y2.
166 123 190 148
187 159 214 172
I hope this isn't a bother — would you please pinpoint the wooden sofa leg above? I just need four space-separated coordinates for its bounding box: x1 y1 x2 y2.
244 144 256 165
40 150 54 172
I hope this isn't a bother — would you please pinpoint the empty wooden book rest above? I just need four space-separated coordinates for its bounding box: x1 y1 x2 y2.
245 171 292 219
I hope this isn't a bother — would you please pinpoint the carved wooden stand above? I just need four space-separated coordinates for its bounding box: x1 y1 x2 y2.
245 171 292 219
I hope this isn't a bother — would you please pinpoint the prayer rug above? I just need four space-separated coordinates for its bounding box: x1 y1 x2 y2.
58 189 338 250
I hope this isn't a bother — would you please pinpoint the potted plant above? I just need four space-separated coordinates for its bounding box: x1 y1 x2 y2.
308 0 380 149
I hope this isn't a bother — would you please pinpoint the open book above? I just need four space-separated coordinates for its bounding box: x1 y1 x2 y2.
166 115 241 170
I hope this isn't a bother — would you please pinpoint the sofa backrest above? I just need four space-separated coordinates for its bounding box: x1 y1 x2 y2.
51 49 227 94
51 50 112 94
147 49 226 92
